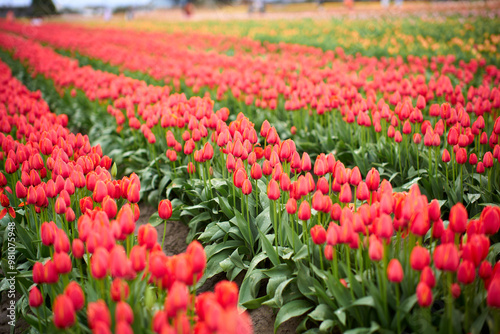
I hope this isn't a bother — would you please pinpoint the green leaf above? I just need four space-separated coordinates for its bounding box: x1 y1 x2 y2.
274 299 313 333
308 304 335 322
258 230 279 266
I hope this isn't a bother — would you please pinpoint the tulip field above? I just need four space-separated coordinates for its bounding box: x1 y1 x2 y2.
1 12 500 334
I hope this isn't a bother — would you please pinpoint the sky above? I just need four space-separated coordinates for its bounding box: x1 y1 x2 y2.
0 0 152 8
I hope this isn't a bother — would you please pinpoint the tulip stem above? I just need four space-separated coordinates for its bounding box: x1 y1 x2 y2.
245 195 254 257
446 272 453 334
318 245 324 272
36 308 42 333
254 180 259 217
161 220 167 250
395 284 401 334
460 164 464 204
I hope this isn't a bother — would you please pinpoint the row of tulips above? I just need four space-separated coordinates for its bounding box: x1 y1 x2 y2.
2 21 499 212
0 58 252 334
2 24 500 333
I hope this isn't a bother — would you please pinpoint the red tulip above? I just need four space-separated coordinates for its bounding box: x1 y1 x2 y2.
387 259 404 283
410 246 430 271
165 281 189 318
449 203 467 234
457 260 475 285
72 239 84 258
138 224 157 249
53 294 76 329
54 251 72 274
241 179 252 195
451 283 461 299
29 286 43 308
339 183 352 203
250 163 262 180
286 198 297 214
365 168 380 191
187 240 206 274
111 278 130 302
115 301 134 324
310 225 326 245
416 282 433 307
297 201 311 221
433 244 459 272
420 266 436 288
64 281 85 311
158 199 173 220
215 280 239 309
267 179 280 201
130 245 146 272
368 236 383 261
87 300 111 329
41 222 55 246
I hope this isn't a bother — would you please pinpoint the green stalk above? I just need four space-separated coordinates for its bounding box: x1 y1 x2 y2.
161 220 167 250
245 195 254 257
396 284 401 334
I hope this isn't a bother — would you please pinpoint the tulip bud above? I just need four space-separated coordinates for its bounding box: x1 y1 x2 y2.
111 278 130 302
64 281 85 311
158 199 173 220
115 301 134 324
433 244 459 272
387 259 404 283
54 251 72 274
72 239 84 259
29 286 43 308
420 266 436 288
449 203 467 234
87 300 111 329
416 282 433 307
215 281 239 309
410 246 430 271
457 260 475 285
53 294 76 329
310 225 326 245
297 201 311 221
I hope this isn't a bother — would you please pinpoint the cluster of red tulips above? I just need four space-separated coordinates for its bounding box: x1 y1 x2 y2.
2 18 500 333
2 20 499 203
0 59 251 333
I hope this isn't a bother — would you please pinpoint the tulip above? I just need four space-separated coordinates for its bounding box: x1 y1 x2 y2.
64 281 85 311
267 179 280 201
310 225 326 245
54 251 72 274
457 260 475 285
241 179 252 195
365 168 380 191
298 201 311 221
187 240 206 274
165 281 189 318
158 199 173 220
115 301 134 324
286 198 297 214
410 246 430 271
29 286 43 308
138 224 158 249
339 183 352 203
87 300 111 329
387 259 404 283
41 222 55 246
215 281 239 309
479 261 492 280
71 239 85 259
53 294 76 329
111 278 130 302
451 283 461 299
449 203 467 234
416 282 433 307
420 266 436 288
434 244 459 272
368 236 383 261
